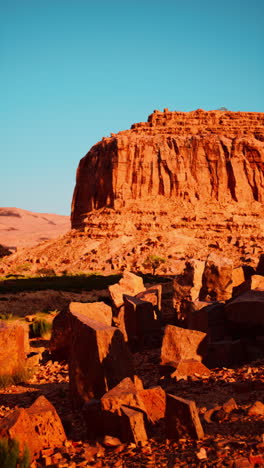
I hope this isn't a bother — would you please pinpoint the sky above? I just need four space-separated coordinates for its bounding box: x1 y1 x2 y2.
1 0 263 215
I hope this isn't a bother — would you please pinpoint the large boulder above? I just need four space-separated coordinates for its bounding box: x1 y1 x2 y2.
160 325 208 368
69 301 112 326
50 309 71 361
68 310 134 408
0 396 66 461
108 271 145 309
122 294 159 342
187 301 227 342
136 284 162 319
256 254 264 276
200 253 233 301
84 377 166 442
225 290 264 326
165 394 204 440
50 301 113 361
182 259 205 301
0 322 27 377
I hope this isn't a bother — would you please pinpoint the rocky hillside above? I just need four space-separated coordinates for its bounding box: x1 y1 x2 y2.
0 207 70 251
1 109 263 276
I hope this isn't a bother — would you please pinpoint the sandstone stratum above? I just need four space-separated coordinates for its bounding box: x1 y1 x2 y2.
1 108 264 275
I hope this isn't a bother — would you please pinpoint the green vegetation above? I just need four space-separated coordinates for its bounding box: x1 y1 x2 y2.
0 366 34 390
29 318 52 338
0 312 14 321
0 273 121 294
143 254 166 275
0 438 29 468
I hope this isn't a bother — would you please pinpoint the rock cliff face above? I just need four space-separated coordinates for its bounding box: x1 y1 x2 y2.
71 109 264 228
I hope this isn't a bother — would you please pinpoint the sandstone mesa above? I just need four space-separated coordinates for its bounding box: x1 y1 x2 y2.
0 109 264 466
1 108 264 276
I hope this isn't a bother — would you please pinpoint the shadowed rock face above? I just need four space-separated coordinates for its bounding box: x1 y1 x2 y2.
71 109 264 228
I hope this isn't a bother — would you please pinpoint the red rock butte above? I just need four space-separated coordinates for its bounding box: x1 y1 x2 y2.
71 108 264 229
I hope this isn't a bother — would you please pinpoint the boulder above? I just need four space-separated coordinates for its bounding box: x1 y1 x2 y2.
68 310 134 408
136 284 162 319
100 377 145 416
225 290 264 326
136 386 166 424
0 408 36 460
205 339 244 368
122 294 159 341
0 396 66 461
69 301 112 326
182 259 205 301
233 274 264 297
160 325 207 368
256 254 264 276
200 253 233 301
120 405 148 445
50 310 71 361
84 378 165 441
232 266 247 289
26 395 66 454
0 322 26 376
247 401 264 417
165 394 204 440
170 359 210 380
109 272 145 309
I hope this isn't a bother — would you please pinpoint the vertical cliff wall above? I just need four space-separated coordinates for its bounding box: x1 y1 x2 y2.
71 109 264 228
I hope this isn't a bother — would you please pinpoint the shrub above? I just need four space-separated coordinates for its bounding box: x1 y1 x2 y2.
143 254 166 275
29 319 52 338
0 438 30 468
0 367 34 390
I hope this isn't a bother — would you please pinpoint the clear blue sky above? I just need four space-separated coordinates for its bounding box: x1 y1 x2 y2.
1 0 263 215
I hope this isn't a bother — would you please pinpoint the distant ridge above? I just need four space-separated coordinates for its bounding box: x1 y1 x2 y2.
0 207 70 251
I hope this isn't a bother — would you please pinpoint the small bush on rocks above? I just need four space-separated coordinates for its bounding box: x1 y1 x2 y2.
0 438 30 468
29 319 52 338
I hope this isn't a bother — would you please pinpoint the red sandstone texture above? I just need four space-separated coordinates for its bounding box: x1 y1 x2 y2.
71 109 264 228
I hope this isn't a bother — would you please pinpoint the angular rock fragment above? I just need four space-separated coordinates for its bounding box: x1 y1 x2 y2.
122 294 159 342
170 359 210 380
109 271 145 309
247 401 264 417
0 322 27 376
165 394 204 440
205 339 244 368
182 259 205 301
26 395 66 453
160 325 207 368
200 253 233 301
225 290 264 326
0 408 36 460
100 377 145 416
136 386 166 424
136 284 162 319
186 300 227 341
69 310 134 408
50 309 71 361
222 398 238 413
120 405 148 445
0 396 66 461
256 253 264 276
69 301 112 326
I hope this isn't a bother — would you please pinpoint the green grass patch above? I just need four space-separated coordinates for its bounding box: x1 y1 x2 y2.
0 438 30 468
29 318 52 338
0 366 35 390
0 273 121 294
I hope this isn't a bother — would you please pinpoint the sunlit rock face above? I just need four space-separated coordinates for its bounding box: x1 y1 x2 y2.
71 109 264 229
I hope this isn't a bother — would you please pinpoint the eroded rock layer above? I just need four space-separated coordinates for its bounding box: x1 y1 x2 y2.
71 109 264 228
